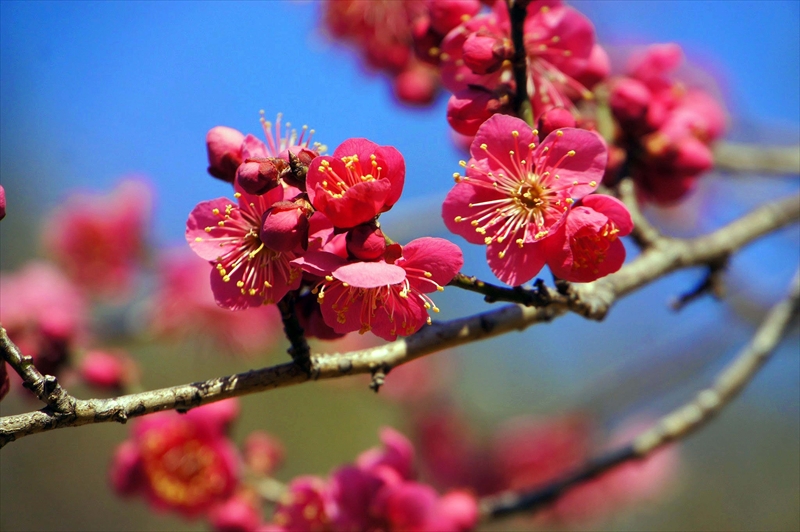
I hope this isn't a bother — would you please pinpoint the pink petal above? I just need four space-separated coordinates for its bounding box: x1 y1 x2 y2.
375 145 405 209
186 198 239 261
332 137 380 159
471 114 537 174
442 182 503 245
580 194 633 236
399 237 464 291
486 240 547 286
333 261 406 289
241 133 269 159
535 127 606 199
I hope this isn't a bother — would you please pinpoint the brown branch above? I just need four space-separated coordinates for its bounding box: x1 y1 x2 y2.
714 141 800 175
277 295 311 372
481 268 800 519
0 325 74 413
507 0 533 126
1 193 798 447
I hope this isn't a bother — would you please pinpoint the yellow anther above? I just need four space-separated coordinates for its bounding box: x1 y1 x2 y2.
194 237 203 242
217 221 225 227
321 160 330 166
480 143 488 150
433 306 440 313
236 281 244 288
573 181 578 186
222 275 231 282
436 286 444 292
454 216 463 222
234 192 242 198
249 288 257 295
556 130 564 137
512 130 519 137
459 160 467 167
484 237 493 244
424 271 432 278
212 208 220 215
567 150 576 157
204 227 212 233
566 198 574 204
264 281 272 288
589 180 597 187
325 275 334 282
498 251 506 259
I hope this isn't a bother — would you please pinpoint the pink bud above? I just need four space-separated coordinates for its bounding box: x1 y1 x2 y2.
244 431 285 476
109 441 144 496
0 184 6 220
537 107 576 139
394 64 439 106
80 350 136 390
237 158 281 196
447 88 508 136
428 0 481 35
672 136 713 176
209 495 262 532
610 77 652 125
259 201 310 252
629 43 683 82
207 126 245 183
571 44 610 90
462 33 510 75
347 223 387 261
439 491 479 531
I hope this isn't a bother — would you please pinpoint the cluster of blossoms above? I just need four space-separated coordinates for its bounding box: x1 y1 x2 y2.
264 428 478 532
606 43 727 204
441 0 607 135
189 114 463 341
110 405 477 532
322 0 483 105
443 114 632 285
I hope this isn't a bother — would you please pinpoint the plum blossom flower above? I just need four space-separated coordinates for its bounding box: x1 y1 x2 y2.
544 194 633 282
42 178 152 298
0 261 88 377
295 237 463 341
78 349 139 391
442 114 607 285
110 400 242 519
206 126 246 183
186 184 303 310
306 138 406 229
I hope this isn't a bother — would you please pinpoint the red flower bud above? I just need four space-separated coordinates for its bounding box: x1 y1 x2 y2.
347 223 387 261
462 33 511 75
259 201 310 252
206 126 245 183
394 63 439 106
610 77 652 125
236 158 281 195
244 431 285 477
447 88 508 136
428 0 481 35
537 107 576 139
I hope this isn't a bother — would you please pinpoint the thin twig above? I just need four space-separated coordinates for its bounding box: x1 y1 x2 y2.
277 295 311 373
1 193 798 447
480 268 800 520
507 0 533 126
714 141 800 175
616 178 663 249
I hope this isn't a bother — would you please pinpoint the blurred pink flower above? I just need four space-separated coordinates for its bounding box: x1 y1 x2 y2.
42 178 152 298
78 349 139 391
0 261 88 377
110 400 242 519
149 249 282 356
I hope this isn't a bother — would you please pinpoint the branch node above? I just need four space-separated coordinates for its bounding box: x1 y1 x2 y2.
671 256 729 311
369 364 389 393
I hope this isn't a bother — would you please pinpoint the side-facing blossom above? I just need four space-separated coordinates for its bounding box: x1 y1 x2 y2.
295 237 463 341
42 178 152 298
543 194 633 282
0 184 6 220
442 114 606 285
186 184 303 310
110 400 242 519
306 138 406 229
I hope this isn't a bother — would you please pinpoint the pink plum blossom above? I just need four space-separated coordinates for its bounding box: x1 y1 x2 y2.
0 184 6 220
186 183 303 310
42 178 152 298
442 114 607 285
207 126 246 183
306 138 406 229
110 400 242 519
0 261 88 377
544 194 633 282
295 237 463 341
79 349 139 391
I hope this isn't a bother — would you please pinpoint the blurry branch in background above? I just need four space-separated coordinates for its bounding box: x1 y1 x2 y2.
1 192 799 447
714 142 800 175
481 268 800 520
616 179 663 249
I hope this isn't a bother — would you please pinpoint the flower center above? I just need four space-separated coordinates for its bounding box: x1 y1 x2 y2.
515 180 547 210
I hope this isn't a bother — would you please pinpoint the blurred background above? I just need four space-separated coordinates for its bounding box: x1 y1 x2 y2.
1 1 798 531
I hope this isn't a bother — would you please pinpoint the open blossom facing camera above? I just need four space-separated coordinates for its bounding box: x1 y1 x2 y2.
442 113 611 285
186 184 303 310
306 138 406 229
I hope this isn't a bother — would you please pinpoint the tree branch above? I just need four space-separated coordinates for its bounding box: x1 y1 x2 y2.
507 0 533 126
714 141 800 175
480 268 800 519
1 193 798 447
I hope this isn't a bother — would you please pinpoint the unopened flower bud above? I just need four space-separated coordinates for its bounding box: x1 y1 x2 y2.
447 88 508 136
207 126 245 183
260 201 310 252
462 33 511 75
672 136 713 176
208 494 262 532
537 107 576 139
629 43 683 82
394 63 439 105
0 185 6 221
428 0 481 35
610 77 651 124
244 431 285 476
237 158 281 196
347 223 387 261
80 350 137 390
